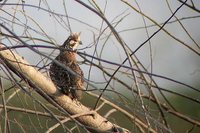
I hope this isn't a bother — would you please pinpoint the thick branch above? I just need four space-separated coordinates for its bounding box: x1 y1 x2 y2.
0 44 130 133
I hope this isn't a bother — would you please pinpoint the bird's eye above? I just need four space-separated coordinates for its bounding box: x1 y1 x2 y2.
69 40 75 45
69 40 75 47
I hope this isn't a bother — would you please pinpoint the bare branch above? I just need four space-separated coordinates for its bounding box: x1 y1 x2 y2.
0 44 130 133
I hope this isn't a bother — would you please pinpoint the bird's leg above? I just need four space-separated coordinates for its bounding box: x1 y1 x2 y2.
68 87 82 106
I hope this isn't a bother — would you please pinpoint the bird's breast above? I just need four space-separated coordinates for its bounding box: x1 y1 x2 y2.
60 51 77 63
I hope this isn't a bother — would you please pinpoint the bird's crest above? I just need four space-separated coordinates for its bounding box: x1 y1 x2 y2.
62 32 82 50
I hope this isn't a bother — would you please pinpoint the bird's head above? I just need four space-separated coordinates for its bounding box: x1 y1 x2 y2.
62 32 82 51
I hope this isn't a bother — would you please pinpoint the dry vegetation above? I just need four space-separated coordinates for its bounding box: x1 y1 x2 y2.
0 0 200 133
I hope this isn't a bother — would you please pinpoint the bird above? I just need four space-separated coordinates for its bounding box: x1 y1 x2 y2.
49 32 84 100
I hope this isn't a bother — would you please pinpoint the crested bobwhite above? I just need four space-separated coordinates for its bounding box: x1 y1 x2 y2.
49 33 84 100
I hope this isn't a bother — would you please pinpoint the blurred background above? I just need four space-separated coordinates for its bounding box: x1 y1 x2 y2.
0 0 200 133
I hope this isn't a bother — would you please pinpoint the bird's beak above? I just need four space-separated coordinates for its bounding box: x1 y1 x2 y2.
79 41 83 45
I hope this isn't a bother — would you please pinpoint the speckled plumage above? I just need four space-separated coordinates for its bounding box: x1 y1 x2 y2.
49 33 84 100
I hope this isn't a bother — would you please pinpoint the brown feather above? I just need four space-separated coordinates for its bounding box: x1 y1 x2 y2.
49 34 84 100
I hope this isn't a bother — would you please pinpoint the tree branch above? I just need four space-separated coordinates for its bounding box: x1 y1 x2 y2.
0 44 130 133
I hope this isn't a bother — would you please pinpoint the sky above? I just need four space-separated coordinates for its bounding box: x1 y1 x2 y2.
1 0 200 91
